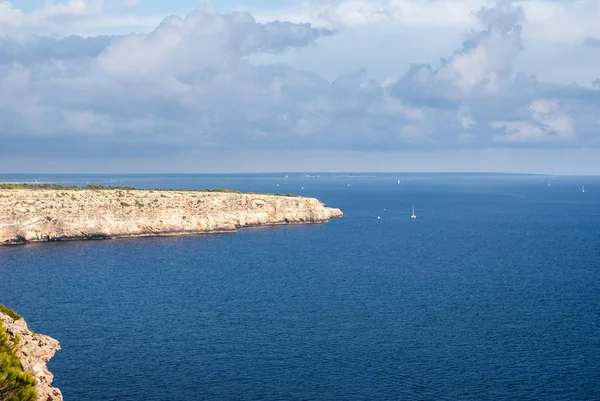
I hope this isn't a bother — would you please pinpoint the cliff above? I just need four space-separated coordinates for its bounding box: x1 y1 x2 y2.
0 188 343 245
0 310 62 401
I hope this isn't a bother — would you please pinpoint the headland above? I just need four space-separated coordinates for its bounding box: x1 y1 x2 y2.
0 185 343 245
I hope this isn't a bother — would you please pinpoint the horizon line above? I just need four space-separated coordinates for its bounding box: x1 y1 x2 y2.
2 172 598 177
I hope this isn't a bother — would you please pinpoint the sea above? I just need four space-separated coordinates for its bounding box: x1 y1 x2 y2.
0 173 599 401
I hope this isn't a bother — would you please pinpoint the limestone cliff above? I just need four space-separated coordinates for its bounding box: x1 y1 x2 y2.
0 189 343 245
0 311 62 401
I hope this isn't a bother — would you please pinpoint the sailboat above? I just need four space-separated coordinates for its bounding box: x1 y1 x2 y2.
397 179 401 184
582 185 585 193
411 206 417 219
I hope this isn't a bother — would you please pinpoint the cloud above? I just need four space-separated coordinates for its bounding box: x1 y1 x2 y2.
0 1 599 165
276 0 600 51
0 10 335 155
30 0 103 25
0 35 113 64
385 2 527 116
492 99 575 144
92 12 331 77
583 36 600 48
293 0 486 29
0 0 160 36
386 2 600 148
0 0 104 32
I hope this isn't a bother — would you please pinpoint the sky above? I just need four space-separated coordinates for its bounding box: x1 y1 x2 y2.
1 0 599 174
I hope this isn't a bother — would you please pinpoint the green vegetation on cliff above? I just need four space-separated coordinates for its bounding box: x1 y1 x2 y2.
0 183 301 197
0 183 136 191
0 307 38 401
0 306 21 321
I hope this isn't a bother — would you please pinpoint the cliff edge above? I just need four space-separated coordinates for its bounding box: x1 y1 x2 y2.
0 309 62 401
0 188 343 245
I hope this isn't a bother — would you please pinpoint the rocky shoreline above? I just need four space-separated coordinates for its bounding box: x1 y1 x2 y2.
0 310 63 401
0 188 343 246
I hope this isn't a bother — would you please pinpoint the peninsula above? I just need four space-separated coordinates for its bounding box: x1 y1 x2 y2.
0 185 343 245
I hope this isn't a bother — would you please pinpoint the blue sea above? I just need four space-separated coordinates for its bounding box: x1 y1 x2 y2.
1 173 599 400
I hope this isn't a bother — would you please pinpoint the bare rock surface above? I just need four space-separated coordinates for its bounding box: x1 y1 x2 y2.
0 189 343 245
0 312 63 401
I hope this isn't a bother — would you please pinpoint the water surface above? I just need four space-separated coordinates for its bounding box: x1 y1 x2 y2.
1 173 599 400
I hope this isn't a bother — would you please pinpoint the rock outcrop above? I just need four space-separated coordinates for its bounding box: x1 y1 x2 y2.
0 189 343 245
0 311 63 401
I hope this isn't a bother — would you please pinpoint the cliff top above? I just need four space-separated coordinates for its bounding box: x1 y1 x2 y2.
0 183 301 198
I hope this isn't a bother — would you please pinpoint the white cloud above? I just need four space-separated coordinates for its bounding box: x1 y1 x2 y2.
387 3 525 110
252 0 600 87
0 1 24 29
493 99 575 144
31 0 103 24
299 0 600 42
517 0 600 42
0 0 104 33
265 0 485 29
0 1 599 165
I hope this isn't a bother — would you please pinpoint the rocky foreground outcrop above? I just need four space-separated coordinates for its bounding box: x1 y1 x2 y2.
0 311 63 401
0 189 343 245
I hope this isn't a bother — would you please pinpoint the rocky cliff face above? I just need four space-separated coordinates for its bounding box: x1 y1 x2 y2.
0 189 342 245
0 312 63 401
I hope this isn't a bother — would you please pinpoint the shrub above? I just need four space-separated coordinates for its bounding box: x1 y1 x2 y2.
0 319 38 401
0 305 21 321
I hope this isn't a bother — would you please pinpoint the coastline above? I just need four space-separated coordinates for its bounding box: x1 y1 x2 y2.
0 188 343 246
0 307 63 401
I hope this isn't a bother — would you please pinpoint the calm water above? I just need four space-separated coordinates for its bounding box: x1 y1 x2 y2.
1 173 599 400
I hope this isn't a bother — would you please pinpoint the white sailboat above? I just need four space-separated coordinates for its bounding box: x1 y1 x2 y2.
582 185 585 193
411 206 417 219
397 179 400 184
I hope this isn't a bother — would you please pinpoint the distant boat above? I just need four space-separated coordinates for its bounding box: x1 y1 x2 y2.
377 216 381 220
411 206 417 219
582 185 585 193
301 187 304 190
397 180 400 184
348 184 350 187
